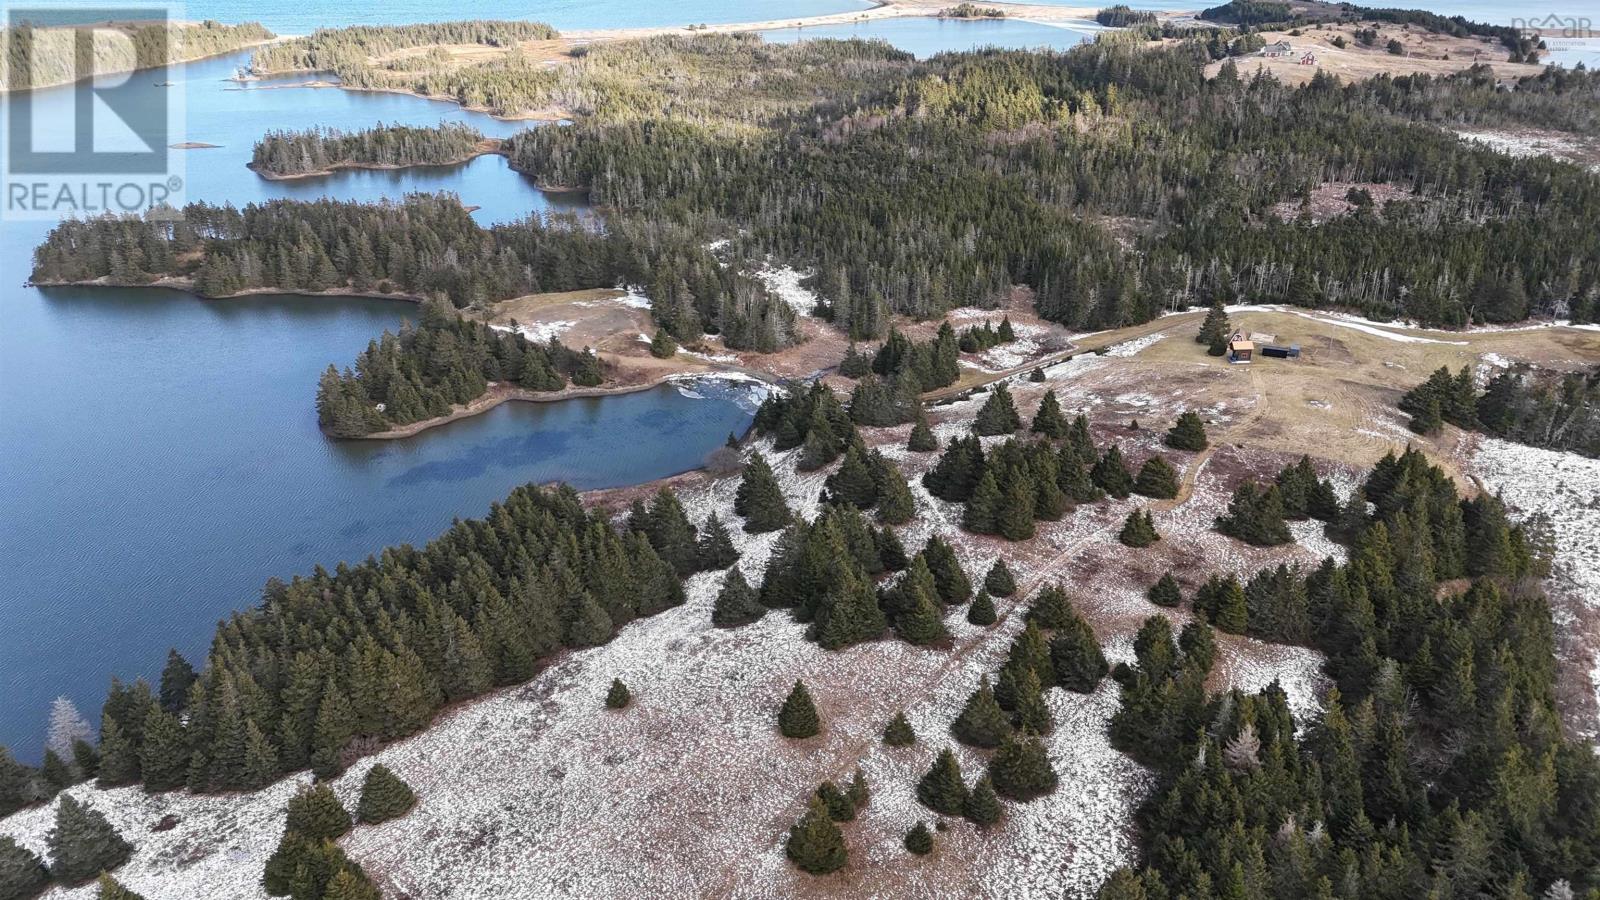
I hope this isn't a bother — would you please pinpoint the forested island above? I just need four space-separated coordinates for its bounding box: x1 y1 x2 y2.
249 123 494 179
0 19 275 92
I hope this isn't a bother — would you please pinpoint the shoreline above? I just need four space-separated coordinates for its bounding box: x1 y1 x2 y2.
246 139 506 181
0 35 281 96
30 276 777 442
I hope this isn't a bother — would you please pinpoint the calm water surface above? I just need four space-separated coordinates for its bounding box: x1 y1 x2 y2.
0 50 753 759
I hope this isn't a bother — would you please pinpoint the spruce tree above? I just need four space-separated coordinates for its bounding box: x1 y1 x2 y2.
734 453 791 533
963 774 1003 828
983 560 1017 597
0 836 49 900
1050 617 1109 693
951 678 1012 748
1013 668 1054 734
96 873 147 900
285 784 353 842
1091 445 1134 498
896 585 950 646
872 455 916 525
997 477 1037 541
920 537 972 606
1030 390 1068 438
786 797 846 875
963 471 1002 534
1166 411 1209 451
1213 578 1249 634
46 795 132 884
0 748 32 818
695 513 739 570
1196 300 1230 346
321 869 381 900
973 384 1022 436
815 781 855 822
967 590 998 627
1134 457 1180 499
904 821 934 855
907 412 939 452
778 681 820 739
1147 573 1182 608
1118 509 1159 547
1216 482 1293 546
916 748 968 815
605 678 631 710
989 731 1058 801
1026 586 1074 630
883 712 916 747
712 568 766 628
158 649 197 713
356 763 417 825
649 328 677 359
846 770 869 811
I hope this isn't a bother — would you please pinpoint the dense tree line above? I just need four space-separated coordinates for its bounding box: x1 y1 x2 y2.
250 123 487 178
502 33 1600 332
1100 445 1599 899
315 299 597 436
0 20 273 91
1403 363 1600 458
1095 5 1157 27
0 484 691 799
249 21 557 84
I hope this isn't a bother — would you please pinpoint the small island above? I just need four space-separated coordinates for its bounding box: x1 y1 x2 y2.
248 122 503 180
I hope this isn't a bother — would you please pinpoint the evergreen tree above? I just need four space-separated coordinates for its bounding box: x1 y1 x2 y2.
814 568 887 650
920 537 973 606
712 568 766 628
1216 482 1293 546
989 731 1058 801
649 328 677 359
952 676 1012 748
70 740 98 783
908 413 939 452
158 650 197 714
1050 615 1109 692
96 873 146 900
285 784 353 842
904 821 934 855
321 869 381 900
734 453 791 533
137 706 189 793
1012 668 1053 734
883 712 916 747
1147 573 1182 608
1030 366 1047 382
997 477 1037 541
786 797 846 875
973 384 1022 436
356 763 417 825
963 471 1002 534
1196 300 1230 347
695 512 739 571
816 781 855 822
964 774 1003 828
846 769 869 811
640 487 701 577
1026 586 1075 630
0 836 49 900
916 748 968 815
983 560 1016 597
1118 510 1160 547
896 584 950 646
1178 621 1216 673
1134 456 1179 499
778 681 820 739
605 678 631 710
967 590 998 627
1031 390 1068 438
40 751 73 795
1091 445 1134 498
1166 411 1209 451
1207 330 1228 357
46 795 132 884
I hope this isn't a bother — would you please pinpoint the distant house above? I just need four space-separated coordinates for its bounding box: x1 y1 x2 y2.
1261 41 1293 58
1227 332 1254 364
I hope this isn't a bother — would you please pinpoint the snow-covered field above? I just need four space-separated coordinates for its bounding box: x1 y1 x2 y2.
492 319 575 342
1470 438 1600 738
2 351 1348 899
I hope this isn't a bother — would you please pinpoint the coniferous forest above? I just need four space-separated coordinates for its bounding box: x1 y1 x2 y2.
250 123 488 178
1402 363 1600 458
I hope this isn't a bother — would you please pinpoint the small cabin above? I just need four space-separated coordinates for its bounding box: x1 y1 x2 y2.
1261 41 1293 58
1260 343 1301 359
1227 333 1254 364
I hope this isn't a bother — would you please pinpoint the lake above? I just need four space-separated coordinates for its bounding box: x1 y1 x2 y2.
0 51 756 760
